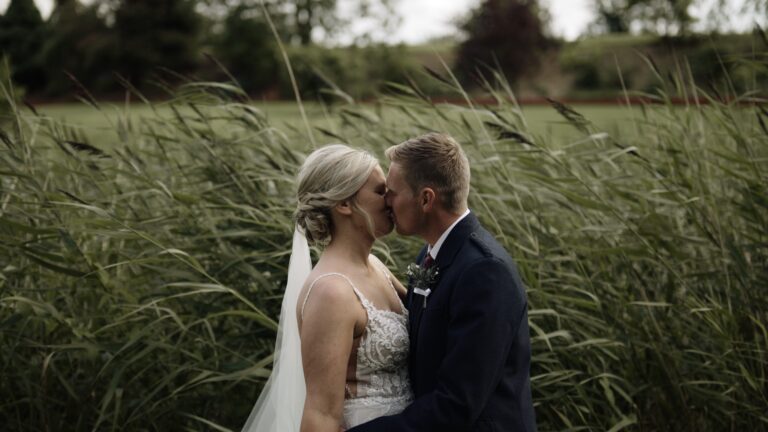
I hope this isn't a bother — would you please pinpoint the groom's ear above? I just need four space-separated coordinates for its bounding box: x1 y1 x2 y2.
334 199 353 216
420 188 436 212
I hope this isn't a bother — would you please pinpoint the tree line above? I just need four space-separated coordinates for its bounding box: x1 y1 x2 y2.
0 0 402 98
0 0 762 100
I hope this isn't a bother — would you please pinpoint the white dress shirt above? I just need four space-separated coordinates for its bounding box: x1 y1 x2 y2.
427 209 471 260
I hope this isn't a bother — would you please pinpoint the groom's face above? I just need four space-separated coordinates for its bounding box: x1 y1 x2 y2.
385 162 423 236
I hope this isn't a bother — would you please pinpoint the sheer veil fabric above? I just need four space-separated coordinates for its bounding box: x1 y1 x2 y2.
242 228 311 432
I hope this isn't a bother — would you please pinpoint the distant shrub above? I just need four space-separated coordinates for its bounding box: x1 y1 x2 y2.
280 44 425 102
280 45 348 102
560 32 768 96
654 34 768 93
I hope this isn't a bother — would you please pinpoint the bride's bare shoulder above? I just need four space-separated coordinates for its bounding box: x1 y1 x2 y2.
299 270 360 317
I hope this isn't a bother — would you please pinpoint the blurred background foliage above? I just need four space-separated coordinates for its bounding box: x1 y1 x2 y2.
0 0 766 101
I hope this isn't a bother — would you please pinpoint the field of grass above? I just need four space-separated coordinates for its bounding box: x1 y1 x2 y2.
31 99 644 150
2 69 766 432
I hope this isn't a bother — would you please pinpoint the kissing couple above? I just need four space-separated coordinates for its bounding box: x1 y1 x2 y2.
242 133 536 432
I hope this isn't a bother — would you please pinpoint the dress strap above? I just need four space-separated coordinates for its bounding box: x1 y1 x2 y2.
374 262 398 296
373 260 408 314
301 272 368 318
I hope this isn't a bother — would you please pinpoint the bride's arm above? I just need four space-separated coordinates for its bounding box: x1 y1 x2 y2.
299 277 361 432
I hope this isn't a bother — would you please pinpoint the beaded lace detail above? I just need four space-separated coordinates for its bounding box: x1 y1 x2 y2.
302 262 413 413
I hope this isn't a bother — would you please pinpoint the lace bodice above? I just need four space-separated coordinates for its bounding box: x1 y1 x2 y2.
301 262 413 427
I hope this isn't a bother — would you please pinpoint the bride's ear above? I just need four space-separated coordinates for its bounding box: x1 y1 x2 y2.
334 199 354 216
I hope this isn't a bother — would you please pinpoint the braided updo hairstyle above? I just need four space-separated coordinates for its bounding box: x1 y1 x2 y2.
294 144 378 246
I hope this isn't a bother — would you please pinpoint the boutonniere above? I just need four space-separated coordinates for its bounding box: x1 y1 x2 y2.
406 263 439 309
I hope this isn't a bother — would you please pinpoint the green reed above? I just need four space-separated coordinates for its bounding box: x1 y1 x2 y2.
1 51 766 431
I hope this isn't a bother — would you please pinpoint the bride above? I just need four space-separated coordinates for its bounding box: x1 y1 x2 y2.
242 144 413 431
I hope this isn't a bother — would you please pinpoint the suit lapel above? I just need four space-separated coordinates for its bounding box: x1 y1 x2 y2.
409 212 480 359
432 212 479 273
408 246 428 335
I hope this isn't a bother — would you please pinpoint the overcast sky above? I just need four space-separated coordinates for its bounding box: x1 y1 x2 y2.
0 0 760 43
379 0 594 42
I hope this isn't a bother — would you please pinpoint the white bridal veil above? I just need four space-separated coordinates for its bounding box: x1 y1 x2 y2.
242 228 311 432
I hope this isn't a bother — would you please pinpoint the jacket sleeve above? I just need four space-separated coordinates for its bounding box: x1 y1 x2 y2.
348 257 527 432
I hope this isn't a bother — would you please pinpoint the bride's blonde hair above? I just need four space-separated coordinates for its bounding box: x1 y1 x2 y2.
294 144 378 245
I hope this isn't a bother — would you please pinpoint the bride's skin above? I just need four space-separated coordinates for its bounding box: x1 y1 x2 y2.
296 165 407 432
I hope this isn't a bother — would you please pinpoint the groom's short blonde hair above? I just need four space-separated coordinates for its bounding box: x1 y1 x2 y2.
385 132 470 213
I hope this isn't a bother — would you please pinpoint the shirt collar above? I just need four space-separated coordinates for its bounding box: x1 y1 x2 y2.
428 209 471 259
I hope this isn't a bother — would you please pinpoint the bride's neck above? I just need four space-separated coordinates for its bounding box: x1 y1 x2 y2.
324 228 373 267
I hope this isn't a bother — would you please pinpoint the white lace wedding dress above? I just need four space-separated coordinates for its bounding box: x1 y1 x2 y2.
302 268 414 429
240 231 412 432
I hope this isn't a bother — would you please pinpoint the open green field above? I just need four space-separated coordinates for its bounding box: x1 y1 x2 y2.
2 78 766 431
31 100 645 148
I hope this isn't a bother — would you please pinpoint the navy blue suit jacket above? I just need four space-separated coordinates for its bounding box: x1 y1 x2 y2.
348 212 536 432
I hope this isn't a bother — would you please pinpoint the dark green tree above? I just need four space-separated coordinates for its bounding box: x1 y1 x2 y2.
697 0 764 33
455 0 553 87
591 0 696 35
112 0 203 87
288 0 335 45
40 0 114 95
632 0 695 34
592 0 636 33
0 0 47 92
201 0 398 46
214 5 279 94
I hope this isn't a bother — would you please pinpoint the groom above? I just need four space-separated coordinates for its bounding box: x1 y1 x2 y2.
349 132 536 432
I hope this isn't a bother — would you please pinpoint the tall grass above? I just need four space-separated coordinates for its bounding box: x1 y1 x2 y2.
1 50 766 431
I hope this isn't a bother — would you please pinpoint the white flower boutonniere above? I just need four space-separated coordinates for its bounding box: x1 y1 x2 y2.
406 263 439 309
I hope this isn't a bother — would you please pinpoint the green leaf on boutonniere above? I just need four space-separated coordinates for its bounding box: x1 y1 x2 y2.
406 263 439 308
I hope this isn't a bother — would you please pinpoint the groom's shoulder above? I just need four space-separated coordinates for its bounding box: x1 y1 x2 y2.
462 226 526 301
466 225 513 263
